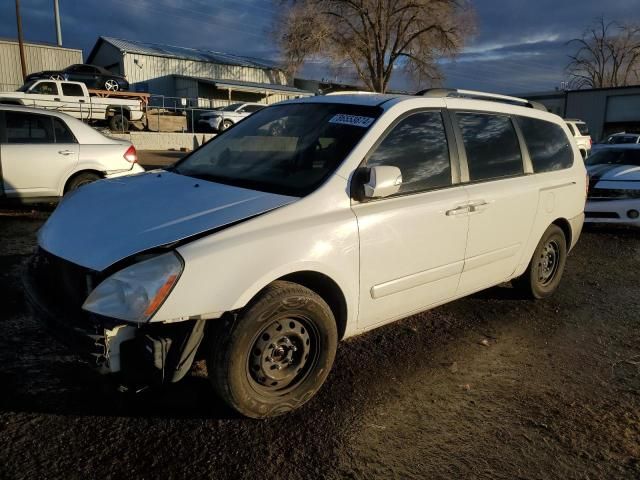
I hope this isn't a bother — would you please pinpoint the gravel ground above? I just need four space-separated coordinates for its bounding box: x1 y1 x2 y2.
0 208 639 480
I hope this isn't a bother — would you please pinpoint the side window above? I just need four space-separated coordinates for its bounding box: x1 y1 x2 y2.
53 118 76 143
30 81 58 95
244 105 263 113
518 117 573 172
366 111 451 194
5 112 54 144
61 83 84 96
456 113 523 181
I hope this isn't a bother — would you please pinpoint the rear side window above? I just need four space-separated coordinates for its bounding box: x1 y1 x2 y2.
366 111 451 194
456 113 523 181
518 117 573 172
5 111 54 144
62 83 84 96
576 123 589 136
53 118 76 143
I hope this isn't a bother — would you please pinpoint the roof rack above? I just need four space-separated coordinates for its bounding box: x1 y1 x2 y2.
415 88 548 112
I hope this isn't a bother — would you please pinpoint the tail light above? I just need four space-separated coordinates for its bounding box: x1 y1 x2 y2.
123 145 138 163
589 138 593 147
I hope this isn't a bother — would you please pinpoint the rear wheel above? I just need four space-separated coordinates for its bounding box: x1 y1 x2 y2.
220 119 234 131
109 113 129 132
208 281 338 418
513 224 567 299
65 172 100 193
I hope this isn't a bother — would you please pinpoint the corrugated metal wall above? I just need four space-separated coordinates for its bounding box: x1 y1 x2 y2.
0 40 83 91
122 53 288 92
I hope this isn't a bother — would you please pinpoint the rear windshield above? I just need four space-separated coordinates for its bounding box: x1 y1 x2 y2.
173 103 382 196
586 149 640 167
575 122 589 136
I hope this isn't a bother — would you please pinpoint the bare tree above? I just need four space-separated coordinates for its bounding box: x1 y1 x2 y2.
566 18 640 89
275 0 475 93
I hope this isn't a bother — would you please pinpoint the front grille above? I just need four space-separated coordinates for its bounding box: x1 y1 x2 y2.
25 248 110 363
585 211 620 219
588 187 640 200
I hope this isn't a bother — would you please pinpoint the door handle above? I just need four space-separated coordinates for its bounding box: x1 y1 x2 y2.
78 99 86 103
58 150 74 156
468 200 489 213
54 98 61 101
446 205 470 216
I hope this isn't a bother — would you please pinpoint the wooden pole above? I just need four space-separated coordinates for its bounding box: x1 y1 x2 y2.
15 0 27 81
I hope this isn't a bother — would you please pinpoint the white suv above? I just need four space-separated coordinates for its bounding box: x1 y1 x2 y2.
565 119 592 158
27 89 586 418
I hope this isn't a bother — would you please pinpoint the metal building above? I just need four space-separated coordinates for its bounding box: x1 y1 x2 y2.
522 86 640 141
86 36 312 107
0 38 82 91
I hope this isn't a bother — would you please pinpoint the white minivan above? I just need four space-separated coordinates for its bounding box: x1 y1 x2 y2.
26 89 586 418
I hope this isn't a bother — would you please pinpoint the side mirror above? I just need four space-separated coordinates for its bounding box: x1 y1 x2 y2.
363 166 403 199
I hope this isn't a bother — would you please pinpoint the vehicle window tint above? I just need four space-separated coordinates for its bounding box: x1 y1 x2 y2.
62 83 84 96
456 113 523 181
5 111 54 144
517 117 573 172
576 123 589 136
53 118 76 143
366 111 451 194
30 81 58 95
243 105 263 113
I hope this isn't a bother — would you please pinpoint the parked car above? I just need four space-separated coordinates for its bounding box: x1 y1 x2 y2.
0 105 143 202
25 89 586 418
198 102 264 131
565 119 592 158
584 145 640 226
601 132 640 145
0 80 145 131
26 64 129 92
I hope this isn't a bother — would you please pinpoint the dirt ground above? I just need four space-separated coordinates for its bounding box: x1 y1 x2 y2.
0 208 639 480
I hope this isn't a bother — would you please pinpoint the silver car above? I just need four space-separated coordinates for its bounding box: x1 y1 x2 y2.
198 102 264 132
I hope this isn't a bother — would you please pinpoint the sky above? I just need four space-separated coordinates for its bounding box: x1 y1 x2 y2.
0 0 638 94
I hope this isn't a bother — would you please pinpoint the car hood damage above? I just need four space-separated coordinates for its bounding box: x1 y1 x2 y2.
38 171 297 271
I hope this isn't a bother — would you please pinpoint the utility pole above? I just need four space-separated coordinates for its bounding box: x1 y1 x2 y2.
15 0 27 81
53 0 62 46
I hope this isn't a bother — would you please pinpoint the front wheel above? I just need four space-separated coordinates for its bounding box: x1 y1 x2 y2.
513 224 567 299
208 281 338 418
104 79 120 91
220 119 233 131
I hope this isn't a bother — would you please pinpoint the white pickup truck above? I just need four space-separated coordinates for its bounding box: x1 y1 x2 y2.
0 80 146 131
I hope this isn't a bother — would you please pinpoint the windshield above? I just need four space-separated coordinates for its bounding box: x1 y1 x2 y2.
606 135 639 144
173 102 382 196
17 81 35 92
221 103 244 112
586 149 640 167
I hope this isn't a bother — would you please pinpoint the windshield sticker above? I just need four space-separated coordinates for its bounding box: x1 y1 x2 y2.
329 114 375 128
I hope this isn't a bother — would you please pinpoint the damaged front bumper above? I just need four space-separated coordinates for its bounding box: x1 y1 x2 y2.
23 248 206 387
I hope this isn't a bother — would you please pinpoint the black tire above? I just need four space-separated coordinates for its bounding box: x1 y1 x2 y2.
513 224 567 299
220 119 233 131
208 280 338 418
65 172 100 193
109 113 129 132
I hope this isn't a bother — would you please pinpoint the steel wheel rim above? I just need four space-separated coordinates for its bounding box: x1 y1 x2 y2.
246 315 319 396
105 80 119 91
538 239 560 286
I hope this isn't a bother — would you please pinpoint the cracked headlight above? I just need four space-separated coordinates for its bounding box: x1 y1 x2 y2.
82 252 183 323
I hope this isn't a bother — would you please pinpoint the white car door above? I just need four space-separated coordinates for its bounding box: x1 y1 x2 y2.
353 110 470 330
1 111 79 198
450 110 539 294
59 82 89 120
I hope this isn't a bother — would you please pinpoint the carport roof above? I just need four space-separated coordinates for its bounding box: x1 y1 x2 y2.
176 75 314 97
88 36 280 70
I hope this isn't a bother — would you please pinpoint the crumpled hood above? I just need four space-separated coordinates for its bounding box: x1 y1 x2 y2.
39 171 297 271
587 164 640 182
